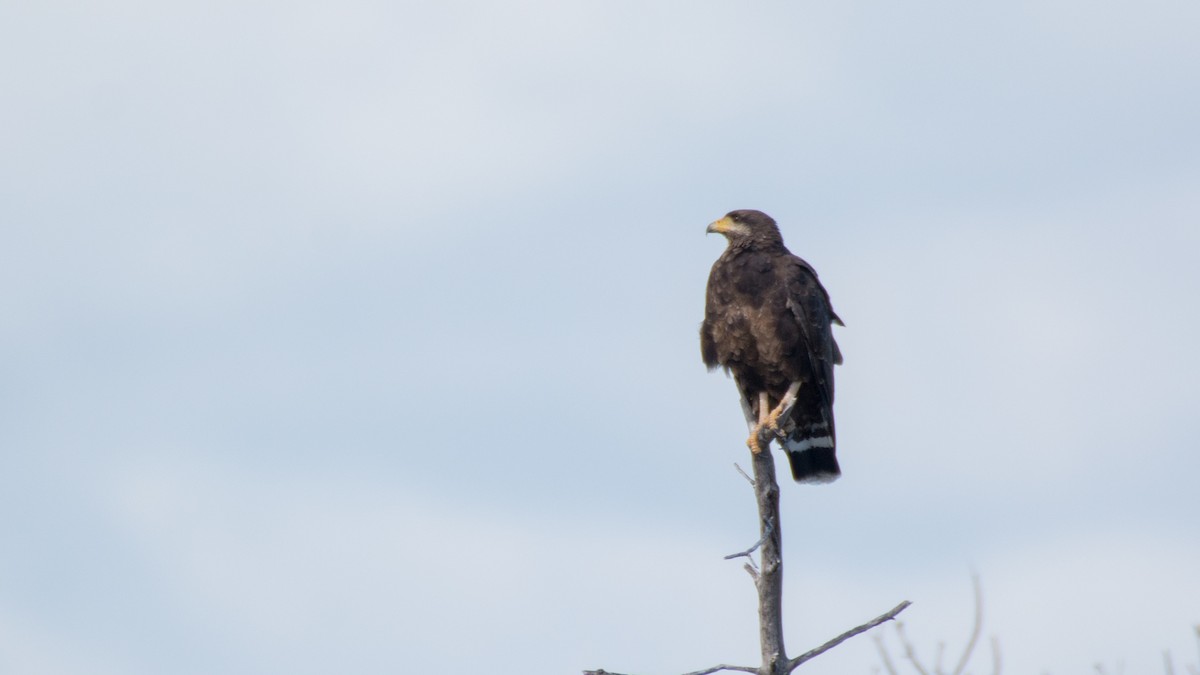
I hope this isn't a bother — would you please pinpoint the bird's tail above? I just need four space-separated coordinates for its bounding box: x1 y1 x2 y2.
782 430 840 484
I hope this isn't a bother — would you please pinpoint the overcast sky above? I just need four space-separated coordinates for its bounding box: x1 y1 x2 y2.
2 1 1199 674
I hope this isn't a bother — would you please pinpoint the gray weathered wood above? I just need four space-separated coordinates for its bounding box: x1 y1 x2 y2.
583 395 910 675
750 438 787 675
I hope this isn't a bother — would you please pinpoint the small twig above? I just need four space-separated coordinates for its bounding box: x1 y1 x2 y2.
875 634 901 675
950 574 984 675
733 462 755 487
582 665 758 675
1192 625 1200 675
990 636 1002 675
743 562 759 582
787 600 912 670
724 517 773 560
682 665 759 675
896 621 932 675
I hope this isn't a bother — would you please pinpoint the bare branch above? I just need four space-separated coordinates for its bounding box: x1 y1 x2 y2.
734 462 755 487
582 665 759 675
725 517 774 561
950 574 984 675
743 562 759 582
1193 625 1200 675
786 600 913 671
896 622 932 675
591 381 904 675
875 634 901 675
990 636 1002 675
682 665 760 675
747 443 787 673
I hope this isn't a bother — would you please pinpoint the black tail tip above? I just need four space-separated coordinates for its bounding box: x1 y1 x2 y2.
785 448 841 484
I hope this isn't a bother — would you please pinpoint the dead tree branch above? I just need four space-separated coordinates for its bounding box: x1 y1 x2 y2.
950 574 984 675
749 433 787 674
724 517 773 561
991 636 1002 675
734 462 755 487
895 622 931 675
583 666 759 675
876 634 901 675
745 416 908 674
787 601 913 670
876 576 998 675
1191 625 1200 675
586 395 909 675
682 666 760 675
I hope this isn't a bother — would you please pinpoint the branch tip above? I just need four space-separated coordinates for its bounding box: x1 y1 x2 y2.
787 600 913 672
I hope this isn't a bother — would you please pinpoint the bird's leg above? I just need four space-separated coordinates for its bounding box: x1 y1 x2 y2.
746 391 772 454
758 391 771 426
765 381 803 435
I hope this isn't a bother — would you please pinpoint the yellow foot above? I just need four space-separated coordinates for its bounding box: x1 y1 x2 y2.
765 408 786 436
746 428 765 454
765 381 803 436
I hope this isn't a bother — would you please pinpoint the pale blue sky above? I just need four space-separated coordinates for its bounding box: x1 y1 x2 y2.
2 1 1198 674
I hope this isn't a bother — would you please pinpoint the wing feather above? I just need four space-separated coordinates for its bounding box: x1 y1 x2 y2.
782 256 840 408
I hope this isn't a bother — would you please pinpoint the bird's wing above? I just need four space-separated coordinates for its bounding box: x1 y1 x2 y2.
783 256 841 406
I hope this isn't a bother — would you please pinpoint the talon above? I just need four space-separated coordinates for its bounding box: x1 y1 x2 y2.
765 409 786 436
765 381 802 437
746 428 765 454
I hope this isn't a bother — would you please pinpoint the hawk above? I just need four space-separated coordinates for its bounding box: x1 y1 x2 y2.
700 209 844 483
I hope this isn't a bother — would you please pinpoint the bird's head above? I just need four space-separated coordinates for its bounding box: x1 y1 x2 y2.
706 209 784 247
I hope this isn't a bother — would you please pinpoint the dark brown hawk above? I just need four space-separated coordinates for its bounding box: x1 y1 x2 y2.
700 209 844 483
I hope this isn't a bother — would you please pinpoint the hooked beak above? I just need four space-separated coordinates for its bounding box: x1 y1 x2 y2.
706 216 733 235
